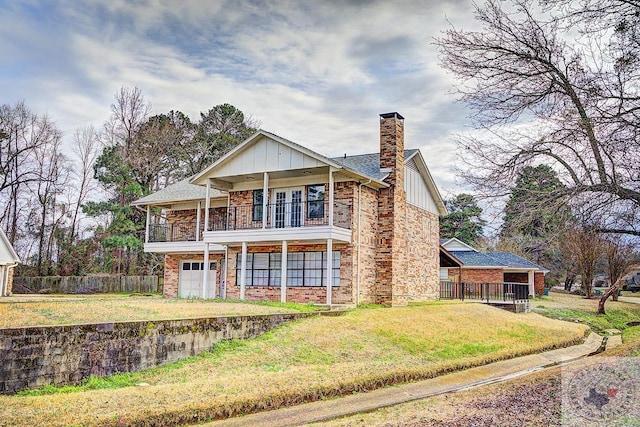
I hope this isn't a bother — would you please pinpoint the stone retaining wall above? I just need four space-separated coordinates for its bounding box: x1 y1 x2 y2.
0 312 316 394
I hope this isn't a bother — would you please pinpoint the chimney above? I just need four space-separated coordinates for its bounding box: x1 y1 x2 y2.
379 112 405 186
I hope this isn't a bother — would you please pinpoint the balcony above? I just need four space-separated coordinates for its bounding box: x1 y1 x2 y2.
148 200 352 245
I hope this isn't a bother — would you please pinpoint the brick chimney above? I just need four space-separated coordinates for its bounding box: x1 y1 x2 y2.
379 112 405 187
376 112 407 306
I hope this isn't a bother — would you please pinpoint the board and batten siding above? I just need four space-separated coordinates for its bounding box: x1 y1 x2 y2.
404 158 438 214
213 136 326 177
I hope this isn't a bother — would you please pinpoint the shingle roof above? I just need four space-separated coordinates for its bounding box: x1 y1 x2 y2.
331 149 419 181
131 178 225 206
449 250 547 271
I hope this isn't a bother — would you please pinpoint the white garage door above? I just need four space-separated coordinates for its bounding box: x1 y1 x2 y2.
179 261 217 298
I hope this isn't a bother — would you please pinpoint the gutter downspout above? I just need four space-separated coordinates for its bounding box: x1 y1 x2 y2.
356 179 371 306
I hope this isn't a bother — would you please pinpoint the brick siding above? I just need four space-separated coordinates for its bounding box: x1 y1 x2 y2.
534 272 545 296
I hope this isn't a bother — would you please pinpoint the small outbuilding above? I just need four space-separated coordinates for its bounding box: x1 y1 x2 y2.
0 229 20 296
440 238 548 297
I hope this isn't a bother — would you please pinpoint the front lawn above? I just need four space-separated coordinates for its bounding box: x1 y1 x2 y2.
2 302 588 426
0 295 314 327
532 292 640 333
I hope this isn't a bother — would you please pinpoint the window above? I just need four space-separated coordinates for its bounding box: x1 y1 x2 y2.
307 184 325 219
236 251 340 287
253 189 263 221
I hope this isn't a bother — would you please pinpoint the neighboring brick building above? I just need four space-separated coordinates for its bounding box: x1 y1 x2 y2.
440 238 548 297
133 113 447 306
0 228 20 296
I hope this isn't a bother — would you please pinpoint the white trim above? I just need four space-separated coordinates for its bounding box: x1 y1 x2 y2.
203 225 352 245
440 237 478 252
203 244 210 298
326 238 332 306
145 206 150 243
240 242 247 300
196 201 201 242
328 168 334 227
262 172 269 229
223 245 229 299
143 241 226 254
204 180 211 232
0 228 19 263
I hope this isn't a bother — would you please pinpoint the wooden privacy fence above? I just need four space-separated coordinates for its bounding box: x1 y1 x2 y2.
12 276 161 294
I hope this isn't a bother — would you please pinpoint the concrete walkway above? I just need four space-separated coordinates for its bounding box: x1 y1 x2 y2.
618 296 640 305
206 333 603 427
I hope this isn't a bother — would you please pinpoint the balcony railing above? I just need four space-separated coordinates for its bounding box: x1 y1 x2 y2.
440 281 530 302
149 221 198 242
211 200 351 231
147 200 351 243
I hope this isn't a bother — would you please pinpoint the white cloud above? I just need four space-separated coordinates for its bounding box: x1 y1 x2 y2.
1 0 484 194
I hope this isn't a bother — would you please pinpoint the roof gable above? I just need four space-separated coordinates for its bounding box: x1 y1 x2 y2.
191 130 344 185
0 229 20 265
404 150 447 216
441 238 477 252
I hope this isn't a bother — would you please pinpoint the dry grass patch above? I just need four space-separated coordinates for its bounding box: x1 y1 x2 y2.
0 295 305 328
0 302 587 426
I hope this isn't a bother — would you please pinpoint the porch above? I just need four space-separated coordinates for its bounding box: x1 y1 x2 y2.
147 199 352 243
440 280 531 313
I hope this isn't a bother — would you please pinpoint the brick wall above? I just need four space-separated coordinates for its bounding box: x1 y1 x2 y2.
7 267 14 295
355 185 379 304
403 205 440 301
460 268 504 283
0 312 315 394
534 272 545 296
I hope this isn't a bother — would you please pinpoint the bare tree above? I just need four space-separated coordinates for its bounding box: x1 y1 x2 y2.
597 237 638 313
68 125 100 242
104 86 151 155
561 226 603 298
435 0 640 236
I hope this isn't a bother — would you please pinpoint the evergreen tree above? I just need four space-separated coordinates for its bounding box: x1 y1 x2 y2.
439 193 486 245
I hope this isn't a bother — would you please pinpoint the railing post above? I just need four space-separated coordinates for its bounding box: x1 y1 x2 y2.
486 283 489 304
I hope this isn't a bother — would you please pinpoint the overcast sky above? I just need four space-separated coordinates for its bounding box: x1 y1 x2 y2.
0 0 478 196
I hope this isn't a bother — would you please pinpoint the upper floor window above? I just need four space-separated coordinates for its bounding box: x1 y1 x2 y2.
307 184 325 219
253 189 263 221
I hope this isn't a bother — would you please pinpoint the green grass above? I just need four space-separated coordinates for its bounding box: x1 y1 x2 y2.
532 293 640 333
1 303 588 426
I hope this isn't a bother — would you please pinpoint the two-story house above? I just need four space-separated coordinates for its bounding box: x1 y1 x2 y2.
133 112 446 306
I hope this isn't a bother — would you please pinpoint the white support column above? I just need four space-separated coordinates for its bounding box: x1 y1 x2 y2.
204 179 211 232
326 238 333 306
240 241 248 300
528 270 535 297
280 240 288 303
328 168 334 227
202 243 210 298
144 205 150 243
196 201 201 241
262 172 269 229
223 245 228 299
